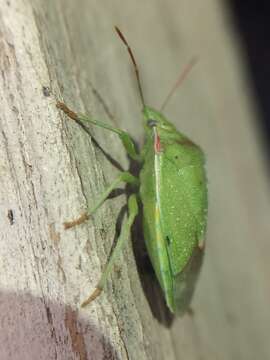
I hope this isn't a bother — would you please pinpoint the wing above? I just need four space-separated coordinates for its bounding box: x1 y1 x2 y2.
159 141 207 313
172 245 204 315
159 141 207 276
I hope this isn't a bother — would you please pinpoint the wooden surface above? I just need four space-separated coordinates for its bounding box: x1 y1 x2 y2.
1 0 270 359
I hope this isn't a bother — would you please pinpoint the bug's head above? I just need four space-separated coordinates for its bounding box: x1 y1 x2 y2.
143 106 176 132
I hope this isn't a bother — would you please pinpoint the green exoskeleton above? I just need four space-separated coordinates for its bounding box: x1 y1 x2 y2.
57 27 208 315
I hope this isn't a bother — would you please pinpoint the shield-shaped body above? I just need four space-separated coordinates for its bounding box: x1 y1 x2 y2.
140 107 208 314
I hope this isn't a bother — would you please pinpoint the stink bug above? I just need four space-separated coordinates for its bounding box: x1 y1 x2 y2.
57 27 208 315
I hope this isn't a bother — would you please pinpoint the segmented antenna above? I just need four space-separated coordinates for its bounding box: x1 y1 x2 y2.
160 56 198 112
115 26 145 107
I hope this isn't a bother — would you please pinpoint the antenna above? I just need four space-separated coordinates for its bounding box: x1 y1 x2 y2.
115 26 145 107
160 56 198 112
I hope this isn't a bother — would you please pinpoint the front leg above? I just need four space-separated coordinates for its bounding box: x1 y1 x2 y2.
57 101 142 162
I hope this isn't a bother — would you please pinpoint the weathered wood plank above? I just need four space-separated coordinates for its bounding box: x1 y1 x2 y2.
1 0 269 359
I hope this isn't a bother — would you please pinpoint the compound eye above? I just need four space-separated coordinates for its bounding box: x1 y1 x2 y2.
147 119 158 128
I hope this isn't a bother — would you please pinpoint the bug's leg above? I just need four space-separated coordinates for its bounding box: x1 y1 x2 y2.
81 193 138 307
56 101 142 162
64 171 139 229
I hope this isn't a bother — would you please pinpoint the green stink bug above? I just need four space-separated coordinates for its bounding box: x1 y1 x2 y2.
57 27 208 315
